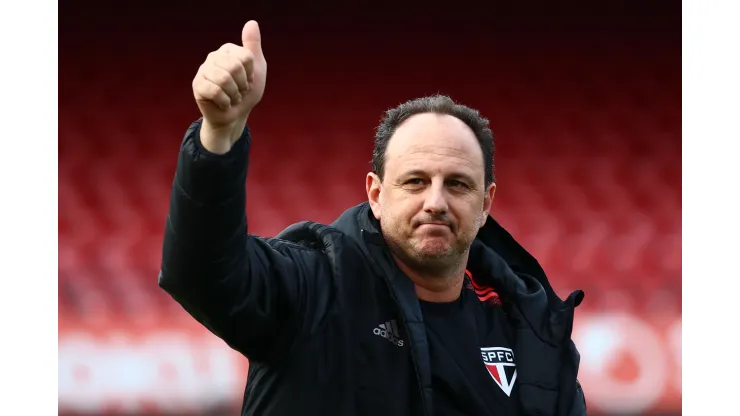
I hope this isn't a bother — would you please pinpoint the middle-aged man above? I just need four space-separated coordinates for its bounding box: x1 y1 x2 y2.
159 20 587 416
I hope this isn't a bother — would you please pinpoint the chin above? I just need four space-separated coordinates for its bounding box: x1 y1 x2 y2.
416 242 453 259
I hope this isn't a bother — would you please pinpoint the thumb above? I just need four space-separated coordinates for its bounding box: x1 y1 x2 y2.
241 20 263 57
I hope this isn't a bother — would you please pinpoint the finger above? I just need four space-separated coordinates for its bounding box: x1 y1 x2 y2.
220 44 255 85
241 20 263 59
213 51 249 93
201 64 241 106
193 73 231 111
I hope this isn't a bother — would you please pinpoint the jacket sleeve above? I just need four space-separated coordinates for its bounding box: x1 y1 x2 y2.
568 380 587 416
158 119 333 361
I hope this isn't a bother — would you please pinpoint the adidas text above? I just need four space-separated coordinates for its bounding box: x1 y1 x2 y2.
373 320 404 347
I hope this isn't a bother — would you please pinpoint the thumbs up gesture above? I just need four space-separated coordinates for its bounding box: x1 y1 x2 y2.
192 21 267 152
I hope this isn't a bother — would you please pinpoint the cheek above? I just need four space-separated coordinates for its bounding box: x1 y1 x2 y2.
387 206 412 225
385 194 419 220
454 202 485 230
384 208 418 234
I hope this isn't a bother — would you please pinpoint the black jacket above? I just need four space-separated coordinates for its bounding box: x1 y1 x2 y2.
159 119 588 416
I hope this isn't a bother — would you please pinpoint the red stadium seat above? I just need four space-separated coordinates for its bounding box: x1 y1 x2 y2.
59 43 681 321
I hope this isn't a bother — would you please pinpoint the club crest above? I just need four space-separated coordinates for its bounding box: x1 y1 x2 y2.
480 347 517 396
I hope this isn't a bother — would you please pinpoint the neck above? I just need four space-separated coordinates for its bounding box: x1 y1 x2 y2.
391 253 467 303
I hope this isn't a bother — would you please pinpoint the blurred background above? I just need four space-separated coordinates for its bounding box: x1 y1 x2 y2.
58 0 681 415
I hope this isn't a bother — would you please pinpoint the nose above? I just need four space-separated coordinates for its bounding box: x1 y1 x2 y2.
422 182 449 215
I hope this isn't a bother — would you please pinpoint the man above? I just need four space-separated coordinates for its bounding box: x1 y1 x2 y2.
159 20 587 416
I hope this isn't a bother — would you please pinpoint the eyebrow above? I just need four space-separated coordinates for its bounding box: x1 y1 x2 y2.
399 170 478 185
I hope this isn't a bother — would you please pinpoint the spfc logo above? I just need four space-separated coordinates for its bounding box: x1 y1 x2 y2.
480 347 517 397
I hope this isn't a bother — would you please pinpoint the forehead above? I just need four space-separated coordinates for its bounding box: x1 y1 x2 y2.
385 113 484 178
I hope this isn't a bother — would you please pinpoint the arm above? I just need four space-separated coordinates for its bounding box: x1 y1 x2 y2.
158 21 331 361
159 119 332 361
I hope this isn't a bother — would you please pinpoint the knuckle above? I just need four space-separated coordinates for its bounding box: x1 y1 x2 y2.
208 86 224 101
194 82 212 99
226 58 245 77
217 91 230 105
213 55 241 78
199 63 212 79
233 48 253 65
243 49 255 63
213 70 233 88
219 42 235 51
204 82 221 99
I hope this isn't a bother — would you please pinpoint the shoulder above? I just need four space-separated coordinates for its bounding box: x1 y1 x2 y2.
265 220 361 256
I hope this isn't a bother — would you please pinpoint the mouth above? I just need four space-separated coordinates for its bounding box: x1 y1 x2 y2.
418 222 451 230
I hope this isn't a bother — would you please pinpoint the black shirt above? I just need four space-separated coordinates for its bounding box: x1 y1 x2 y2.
419 275 520 416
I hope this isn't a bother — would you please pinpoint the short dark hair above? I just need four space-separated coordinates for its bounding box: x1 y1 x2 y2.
372 94 495 187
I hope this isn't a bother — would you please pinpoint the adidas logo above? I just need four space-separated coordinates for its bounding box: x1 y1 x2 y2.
373 320 405 347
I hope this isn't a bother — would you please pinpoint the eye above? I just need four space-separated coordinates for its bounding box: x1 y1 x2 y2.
448 180 468 188
405 178 425 185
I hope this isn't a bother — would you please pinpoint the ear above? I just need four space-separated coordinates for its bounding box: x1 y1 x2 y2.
366 172 383 220
480 182 496 228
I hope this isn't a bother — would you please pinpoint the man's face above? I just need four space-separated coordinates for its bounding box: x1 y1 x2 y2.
367 113 495 274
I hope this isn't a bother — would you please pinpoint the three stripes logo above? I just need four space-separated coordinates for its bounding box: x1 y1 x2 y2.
481 347 518 397
466 270 502 306
373 320 405 347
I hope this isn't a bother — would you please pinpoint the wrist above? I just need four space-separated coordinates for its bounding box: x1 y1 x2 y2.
200 117 248 155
